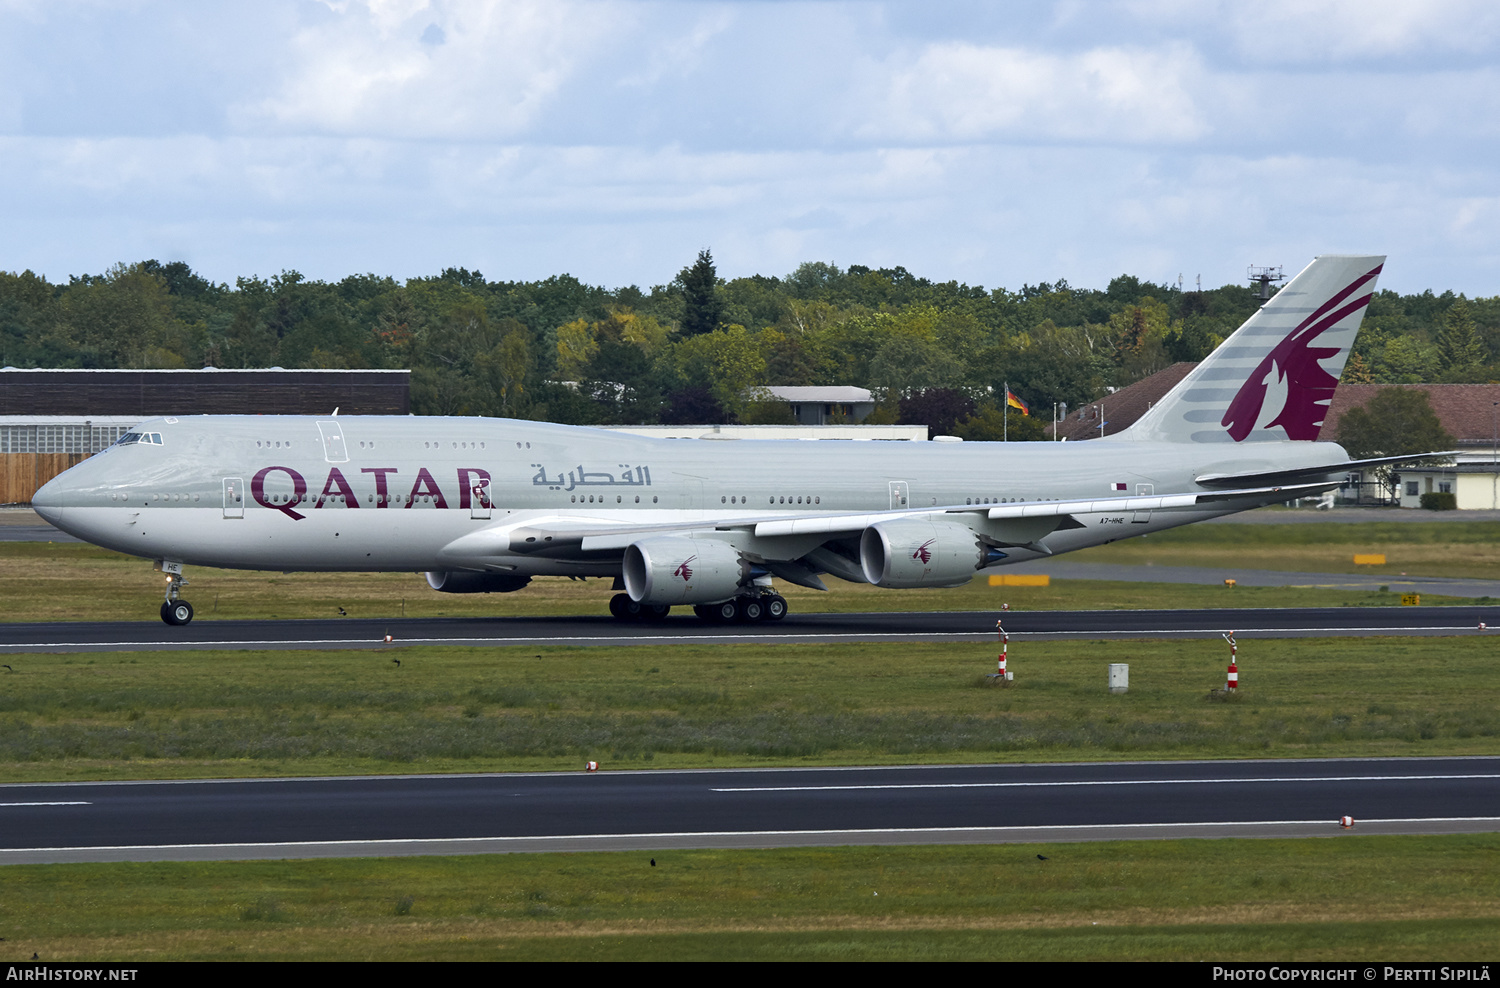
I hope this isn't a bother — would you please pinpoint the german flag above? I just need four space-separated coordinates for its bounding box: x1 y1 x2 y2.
1005 390 1030 416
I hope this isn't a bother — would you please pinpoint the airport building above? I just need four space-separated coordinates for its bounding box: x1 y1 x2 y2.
762 386 878 425
1052 367 1500 510
0 368 410 504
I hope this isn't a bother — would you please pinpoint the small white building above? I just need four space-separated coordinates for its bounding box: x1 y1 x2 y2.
762 386 878 426
1393 459 1500 510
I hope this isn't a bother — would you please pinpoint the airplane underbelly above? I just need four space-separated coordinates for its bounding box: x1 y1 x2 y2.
59 508 504 572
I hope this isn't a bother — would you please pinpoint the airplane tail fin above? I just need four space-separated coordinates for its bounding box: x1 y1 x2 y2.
1119 254 1384 444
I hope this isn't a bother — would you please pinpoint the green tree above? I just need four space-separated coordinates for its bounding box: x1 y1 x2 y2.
1436 299 1486 379
59 263 199 367
953 404 1049 441
474 318 534 418
1375 335 1440 383
867 334 966 400
1334 387 1454 498
1107 298 1171 385
677 249 724 337
666 324 766 419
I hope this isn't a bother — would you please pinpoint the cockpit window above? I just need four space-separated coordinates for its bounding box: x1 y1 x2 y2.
114 432 164 447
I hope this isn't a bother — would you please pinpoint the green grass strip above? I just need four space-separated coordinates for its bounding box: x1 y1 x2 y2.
1 837 1496 960
1 636 1495 781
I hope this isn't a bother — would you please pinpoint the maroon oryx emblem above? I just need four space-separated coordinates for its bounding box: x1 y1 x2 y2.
674 556 696 581
1221 263 1381 441
912 540 935 564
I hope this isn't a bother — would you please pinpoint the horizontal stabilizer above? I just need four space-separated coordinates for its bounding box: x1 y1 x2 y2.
1194 451 1459 489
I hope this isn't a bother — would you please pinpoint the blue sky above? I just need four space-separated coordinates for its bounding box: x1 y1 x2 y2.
3 0 1499 294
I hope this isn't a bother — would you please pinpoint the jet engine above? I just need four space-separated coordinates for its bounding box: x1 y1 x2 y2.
623 536 745 604
425 571 532 594
860 517 982 588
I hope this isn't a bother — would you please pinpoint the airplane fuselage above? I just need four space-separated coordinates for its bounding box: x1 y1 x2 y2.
35 413 1347 576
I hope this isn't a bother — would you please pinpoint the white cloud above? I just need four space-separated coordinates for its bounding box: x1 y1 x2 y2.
1127 0 1500 64
872 41 1209 144
239 0 623 139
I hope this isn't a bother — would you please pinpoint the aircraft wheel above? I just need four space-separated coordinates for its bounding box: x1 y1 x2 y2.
764 594 788 620
644 604 672 621
609 593 644 620
161 600 194 626
696 600 737 623
736 597 765 623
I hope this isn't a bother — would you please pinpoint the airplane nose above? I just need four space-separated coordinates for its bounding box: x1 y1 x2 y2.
31 474 64 525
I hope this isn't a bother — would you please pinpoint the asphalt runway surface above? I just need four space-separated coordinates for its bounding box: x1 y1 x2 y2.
1 757 1494 864
1005 561 1500 599
1 605 1497 654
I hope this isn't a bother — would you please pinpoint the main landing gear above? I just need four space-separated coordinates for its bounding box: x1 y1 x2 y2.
159 565 194 626
692 593 788 624
608 592 789 623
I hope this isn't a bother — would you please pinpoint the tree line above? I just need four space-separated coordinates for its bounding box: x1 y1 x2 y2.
1 251 1496 440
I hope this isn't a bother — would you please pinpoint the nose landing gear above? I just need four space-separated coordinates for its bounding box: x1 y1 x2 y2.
157 561 194 626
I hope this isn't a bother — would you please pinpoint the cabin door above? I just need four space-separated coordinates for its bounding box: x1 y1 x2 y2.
223 477 244 519
889 481 909 510
1133 483 1153 523
471 477 492 520
317 420 349 462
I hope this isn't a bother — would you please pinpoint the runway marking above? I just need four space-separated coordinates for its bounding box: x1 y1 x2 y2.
0 802 91 807
0 626 1492 650
5 817 1499 856
712 773 1500 792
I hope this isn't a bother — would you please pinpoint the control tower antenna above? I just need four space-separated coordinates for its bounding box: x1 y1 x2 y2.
1247 265 1285 306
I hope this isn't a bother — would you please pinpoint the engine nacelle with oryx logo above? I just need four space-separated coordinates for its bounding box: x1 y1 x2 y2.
860 517 986 589
623 536 746 605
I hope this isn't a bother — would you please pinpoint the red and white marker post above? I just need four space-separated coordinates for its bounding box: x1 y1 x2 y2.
1223 632 1238 692
996 619 1008 680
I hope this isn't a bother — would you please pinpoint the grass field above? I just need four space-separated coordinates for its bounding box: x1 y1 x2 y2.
2 837 1496 960
1086 521 1500 580
1 635 1494 782
3 522 1497 961
2 532 1498 624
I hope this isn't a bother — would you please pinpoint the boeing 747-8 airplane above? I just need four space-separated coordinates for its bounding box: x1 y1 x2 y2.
32 254 1426 625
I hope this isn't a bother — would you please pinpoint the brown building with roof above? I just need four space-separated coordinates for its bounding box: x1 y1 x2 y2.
1045 365 1500 508
1046 362 1197 441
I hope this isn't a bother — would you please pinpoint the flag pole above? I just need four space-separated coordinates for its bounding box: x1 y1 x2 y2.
1003 381 1008 442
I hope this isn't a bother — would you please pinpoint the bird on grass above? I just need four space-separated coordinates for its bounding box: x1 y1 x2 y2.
337 607 347 616
1036 854 1049 861
392 659 401 668
650 859 656 867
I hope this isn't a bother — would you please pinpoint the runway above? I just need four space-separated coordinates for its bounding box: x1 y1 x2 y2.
0 757 1494 864
1004 560 1500 599
0 604 1495 654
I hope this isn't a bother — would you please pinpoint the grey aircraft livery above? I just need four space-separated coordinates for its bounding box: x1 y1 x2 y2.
34 254 1426 625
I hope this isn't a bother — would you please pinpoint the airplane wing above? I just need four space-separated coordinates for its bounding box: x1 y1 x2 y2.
749 480 1337 538
437 480 1338 564
1193 451 1459 489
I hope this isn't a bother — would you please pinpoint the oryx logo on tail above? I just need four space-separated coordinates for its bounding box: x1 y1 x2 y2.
1221 263 1382 442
